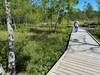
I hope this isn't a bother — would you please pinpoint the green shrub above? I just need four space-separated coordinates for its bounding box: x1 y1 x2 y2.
89 26 100 41
0 25 72 75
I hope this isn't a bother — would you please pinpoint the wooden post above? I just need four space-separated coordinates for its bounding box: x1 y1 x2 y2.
5 0 15 75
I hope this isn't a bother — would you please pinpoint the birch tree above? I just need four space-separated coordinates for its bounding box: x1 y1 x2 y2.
5 0 15 75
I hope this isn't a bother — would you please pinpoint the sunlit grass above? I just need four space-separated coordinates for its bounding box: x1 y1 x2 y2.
89 26 100 42
0 25 72 75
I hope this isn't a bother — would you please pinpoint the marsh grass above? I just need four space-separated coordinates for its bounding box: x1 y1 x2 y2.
0 25 72 75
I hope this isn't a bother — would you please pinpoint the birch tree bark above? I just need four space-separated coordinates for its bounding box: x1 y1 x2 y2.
5 0 15 75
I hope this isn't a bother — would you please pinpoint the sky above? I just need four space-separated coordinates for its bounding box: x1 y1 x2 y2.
32 0 98 11
76 0 98 11
32 0 42 6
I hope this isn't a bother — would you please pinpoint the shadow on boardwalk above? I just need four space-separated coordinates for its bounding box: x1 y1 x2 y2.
47 28 100 75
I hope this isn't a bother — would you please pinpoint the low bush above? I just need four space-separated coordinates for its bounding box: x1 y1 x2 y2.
89 26 100 42
0 25 72 75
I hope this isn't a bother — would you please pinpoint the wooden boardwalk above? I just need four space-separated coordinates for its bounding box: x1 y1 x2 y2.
47 28 100 75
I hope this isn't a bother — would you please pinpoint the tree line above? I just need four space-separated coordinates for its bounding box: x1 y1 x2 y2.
0 0 100 26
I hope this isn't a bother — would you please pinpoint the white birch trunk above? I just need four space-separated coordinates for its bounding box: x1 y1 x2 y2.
5 0 15 75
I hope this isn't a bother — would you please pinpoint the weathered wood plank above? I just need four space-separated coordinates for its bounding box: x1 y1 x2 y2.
47 28 100 75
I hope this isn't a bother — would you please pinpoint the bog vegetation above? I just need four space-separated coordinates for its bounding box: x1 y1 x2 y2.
0 24 72 75
0 0 100 75
89 26 100 42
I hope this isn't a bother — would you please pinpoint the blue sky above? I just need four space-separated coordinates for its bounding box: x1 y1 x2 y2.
32 0 42 6
76 0 98 11
32 0 98 11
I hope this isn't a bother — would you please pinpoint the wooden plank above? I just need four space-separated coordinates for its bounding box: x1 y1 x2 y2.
47 28 100 75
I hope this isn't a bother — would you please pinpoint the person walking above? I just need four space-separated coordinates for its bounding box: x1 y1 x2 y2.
74 21 79 32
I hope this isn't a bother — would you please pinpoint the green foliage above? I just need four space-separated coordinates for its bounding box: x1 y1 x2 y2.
84 3 95 19
0 31 7 70
10 0 33 24
97 0 100 11
0 40 7 70
1 0 99 74
16 40 31 73
0 25 72 75
0 0 5 25
66 0 79 12
89 26 100 42
25 27 72 75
